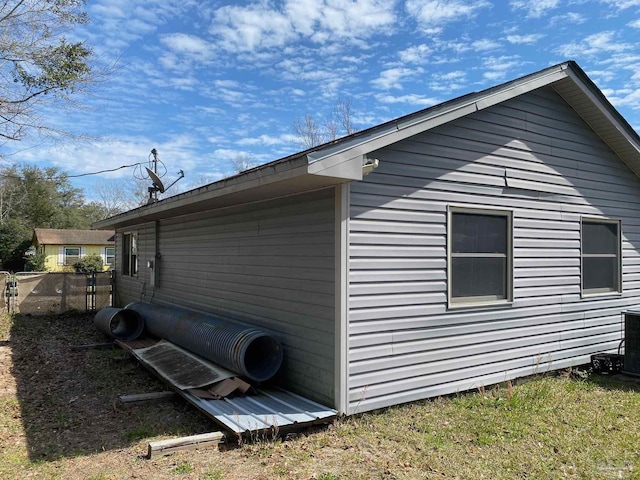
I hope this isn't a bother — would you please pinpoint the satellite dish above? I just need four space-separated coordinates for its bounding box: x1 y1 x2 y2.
145 167 165 193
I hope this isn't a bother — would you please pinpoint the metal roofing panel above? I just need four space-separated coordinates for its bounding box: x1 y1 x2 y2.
131 341 235 390
182 387 337 434
120 338 337 435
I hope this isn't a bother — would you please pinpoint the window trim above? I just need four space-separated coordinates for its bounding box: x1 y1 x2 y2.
122 232 138 277
105 247 115 266
580 216 622 297
63 246 81 266
447 205 514 309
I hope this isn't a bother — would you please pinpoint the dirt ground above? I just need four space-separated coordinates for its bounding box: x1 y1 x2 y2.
0 312 344 480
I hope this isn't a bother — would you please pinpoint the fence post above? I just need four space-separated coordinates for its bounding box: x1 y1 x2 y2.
86 272 97 312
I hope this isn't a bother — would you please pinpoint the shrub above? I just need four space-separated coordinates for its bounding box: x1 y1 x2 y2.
25 252 46 271
73 254 103 273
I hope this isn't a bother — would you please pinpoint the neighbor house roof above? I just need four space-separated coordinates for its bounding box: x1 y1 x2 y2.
94 60 640 230
33 228 115 246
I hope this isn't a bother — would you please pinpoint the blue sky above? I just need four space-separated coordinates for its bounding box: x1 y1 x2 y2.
4 0 640 202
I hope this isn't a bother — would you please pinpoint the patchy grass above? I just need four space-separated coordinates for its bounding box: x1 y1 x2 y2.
1 311 640 479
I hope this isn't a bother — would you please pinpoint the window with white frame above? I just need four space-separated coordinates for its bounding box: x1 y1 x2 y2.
105 247 115 266
449 208 512 306
581 218 621 295
122 233 137 276
63 247 81 266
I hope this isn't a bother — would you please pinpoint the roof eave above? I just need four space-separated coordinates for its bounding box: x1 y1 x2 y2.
304 63 573 166
306 61 640 179
93 154 355 230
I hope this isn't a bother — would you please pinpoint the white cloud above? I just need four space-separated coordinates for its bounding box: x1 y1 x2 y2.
405 0 490 26
209 0 396 53
600 0 640 8
399 44 432 64
376 93 439 106
510 0 560 18
160 33 213 58
557 31 631 57
505 33 545 45
210 148 255 162
434 70 466 81
472 38 502 51
629 19 640 28
371 68 421 90
429 70 467 92
237 134 299 146
481 56 523 81
87 0 196 50
211 4 295 52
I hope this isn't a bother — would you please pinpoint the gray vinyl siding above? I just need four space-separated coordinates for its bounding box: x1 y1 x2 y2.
114 222 156 306
348 86 638 413
115 189 336 406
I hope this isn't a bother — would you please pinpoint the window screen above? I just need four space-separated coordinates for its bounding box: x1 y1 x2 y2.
582 220 620 294
450 210 511 304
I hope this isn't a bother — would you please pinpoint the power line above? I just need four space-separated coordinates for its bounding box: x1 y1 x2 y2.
0 162 145 181
66 162 144 178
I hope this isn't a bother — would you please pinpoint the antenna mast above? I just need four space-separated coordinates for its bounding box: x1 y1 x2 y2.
150 148 159 203
144 148 184 205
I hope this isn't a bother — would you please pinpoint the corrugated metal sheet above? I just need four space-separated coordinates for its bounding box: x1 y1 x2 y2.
121 338 337 435
182 387 337 434
131 341 235 390
347 85 640 413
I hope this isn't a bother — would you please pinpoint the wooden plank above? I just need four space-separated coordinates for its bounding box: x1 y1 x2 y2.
147 432 226 458
71 342 115 351
118 391 176 407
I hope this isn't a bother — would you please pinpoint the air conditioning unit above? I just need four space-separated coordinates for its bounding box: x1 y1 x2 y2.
622 310 640 377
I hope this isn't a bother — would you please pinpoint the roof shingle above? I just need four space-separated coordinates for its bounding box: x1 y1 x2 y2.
33 228 115 246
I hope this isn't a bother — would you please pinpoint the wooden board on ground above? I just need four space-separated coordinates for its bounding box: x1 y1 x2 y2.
147 432 225 458
71 342 115 351
118 391 176 407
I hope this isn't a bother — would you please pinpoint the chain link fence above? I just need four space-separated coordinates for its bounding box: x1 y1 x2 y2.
2 271 112 315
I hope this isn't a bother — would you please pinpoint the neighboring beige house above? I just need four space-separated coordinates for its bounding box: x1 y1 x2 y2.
32 228 115 272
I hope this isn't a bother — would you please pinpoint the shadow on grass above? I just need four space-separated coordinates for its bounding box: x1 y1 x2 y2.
9 312 214 462
583 371 640 393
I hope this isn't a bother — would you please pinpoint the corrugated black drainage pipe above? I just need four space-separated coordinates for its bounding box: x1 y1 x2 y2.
125 302 283 383
94 307 144 342
241 334 283 382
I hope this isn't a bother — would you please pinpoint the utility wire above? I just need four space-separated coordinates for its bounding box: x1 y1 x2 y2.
66 162 145 178
0 161 146 181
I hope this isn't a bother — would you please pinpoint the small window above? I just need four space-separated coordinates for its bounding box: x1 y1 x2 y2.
105 247 115 266
449 208 512 306
581 219 621 295
64 247 81 266
122 233 137 276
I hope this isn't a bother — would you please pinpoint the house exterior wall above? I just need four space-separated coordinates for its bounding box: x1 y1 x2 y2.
347 86 640 413
113 189 336 406
114 222 156 304
42 244 113 272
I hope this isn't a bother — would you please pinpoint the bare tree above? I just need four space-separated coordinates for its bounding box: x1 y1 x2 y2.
293 114 324 149
231 154 255 173
334 98 358 136
293 98 359 148
0 0 104 150
0 173 27 224
92 180 136 217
